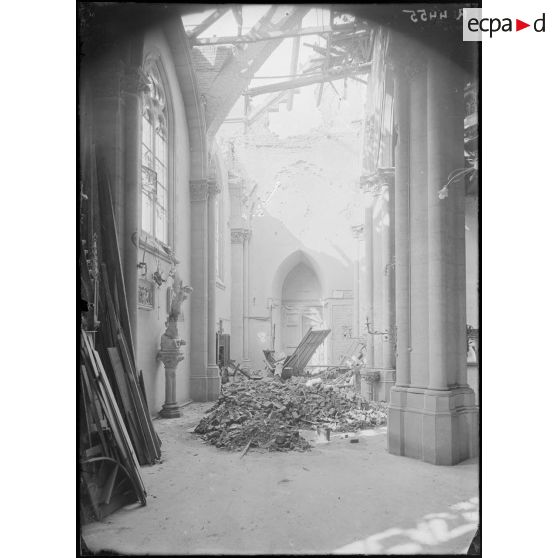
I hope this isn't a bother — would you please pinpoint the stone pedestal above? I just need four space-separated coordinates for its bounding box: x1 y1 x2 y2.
158 349 184 418
389 386 478 465
157 274 191 418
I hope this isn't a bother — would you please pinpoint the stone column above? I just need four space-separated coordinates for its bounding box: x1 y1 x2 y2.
189 179 210 401
351 225 364 337
352 224 364 394
387 40 478 465
363 170 396 401
205 178 221 399
228 171 251 364
393 67 411 388
242 229 252 365
230 229 245 362
362 204 374 400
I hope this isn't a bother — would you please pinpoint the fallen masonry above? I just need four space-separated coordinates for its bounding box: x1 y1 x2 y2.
193 376 388 452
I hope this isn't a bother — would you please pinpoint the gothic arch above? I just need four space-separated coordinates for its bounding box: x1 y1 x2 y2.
163 17 207 181
271 250 324 302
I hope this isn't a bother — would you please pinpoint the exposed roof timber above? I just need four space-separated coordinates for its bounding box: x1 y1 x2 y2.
204 6 310 138
246 90 289 126
192 22 368 45
247 52 319 126
186 8 229 39
231 6 243 36
245 62 372 97
287 34 301 111
316 81 325 107
304 42 345 60
348 75 368 85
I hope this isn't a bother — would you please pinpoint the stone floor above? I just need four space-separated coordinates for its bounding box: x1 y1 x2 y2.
82 403 479 555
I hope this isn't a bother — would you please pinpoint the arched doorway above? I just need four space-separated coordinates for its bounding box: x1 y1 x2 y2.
280 262 325 364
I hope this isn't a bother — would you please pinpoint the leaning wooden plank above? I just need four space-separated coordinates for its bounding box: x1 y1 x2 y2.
118 332 160 460
82 339 134 464
94 368 147 502
107 347 147 463
100 463 119 505
82 333 146 499
88 338 143 474
138 370 162 446
82 346 142 496
81 365 110 458
101 264 158 461
96 154 136 365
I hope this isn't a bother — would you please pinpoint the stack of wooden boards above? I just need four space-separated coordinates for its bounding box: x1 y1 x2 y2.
80 139 161 522
80 330 146 522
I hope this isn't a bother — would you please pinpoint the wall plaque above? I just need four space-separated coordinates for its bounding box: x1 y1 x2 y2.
138 278 154 310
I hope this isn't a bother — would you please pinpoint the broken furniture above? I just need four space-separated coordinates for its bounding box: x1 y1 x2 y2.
262 349 286 377
281 328 331 379
220 358 263 385
262 328 330 380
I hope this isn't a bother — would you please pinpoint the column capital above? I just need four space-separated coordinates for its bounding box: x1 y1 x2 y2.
207 176 221 197
231 228 251 244
190 179 209 202
122 65 151 97
360 167 395 196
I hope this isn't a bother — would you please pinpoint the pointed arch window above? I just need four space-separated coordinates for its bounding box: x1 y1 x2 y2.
141 65 169 245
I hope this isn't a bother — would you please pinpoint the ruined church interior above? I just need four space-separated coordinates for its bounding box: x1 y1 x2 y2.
79 3 481 554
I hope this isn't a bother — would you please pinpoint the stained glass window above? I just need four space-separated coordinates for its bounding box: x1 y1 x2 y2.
141 65 169 245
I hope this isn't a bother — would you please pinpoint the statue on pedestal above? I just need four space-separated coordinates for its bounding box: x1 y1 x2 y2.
157 271 193 418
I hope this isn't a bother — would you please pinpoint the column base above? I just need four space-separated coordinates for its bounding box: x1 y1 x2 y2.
388 385 478 465
159 403 182 419
190 365 221 402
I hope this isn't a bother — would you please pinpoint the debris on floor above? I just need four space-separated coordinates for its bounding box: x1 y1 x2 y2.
193 376 387 452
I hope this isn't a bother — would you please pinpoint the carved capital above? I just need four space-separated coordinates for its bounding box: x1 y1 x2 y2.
190 179 209 202
207 176 221 196
231 228 251 244
157 348 185 369
121 65 151 96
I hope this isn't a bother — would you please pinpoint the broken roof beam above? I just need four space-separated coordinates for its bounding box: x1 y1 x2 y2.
186 8 229 39
232 6 243 36
245 62 372 97
204 6 310 138
287 35 301 111
246 90 289 126
191 22 368 45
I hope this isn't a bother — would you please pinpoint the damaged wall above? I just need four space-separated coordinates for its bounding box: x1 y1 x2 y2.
227 117 365 369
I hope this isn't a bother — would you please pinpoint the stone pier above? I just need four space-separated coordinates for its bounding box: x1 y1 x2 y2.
388 43 478 465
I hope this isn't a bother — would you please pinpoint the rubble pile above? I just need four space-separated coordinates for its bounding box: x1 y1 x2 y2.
193 377 388 452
